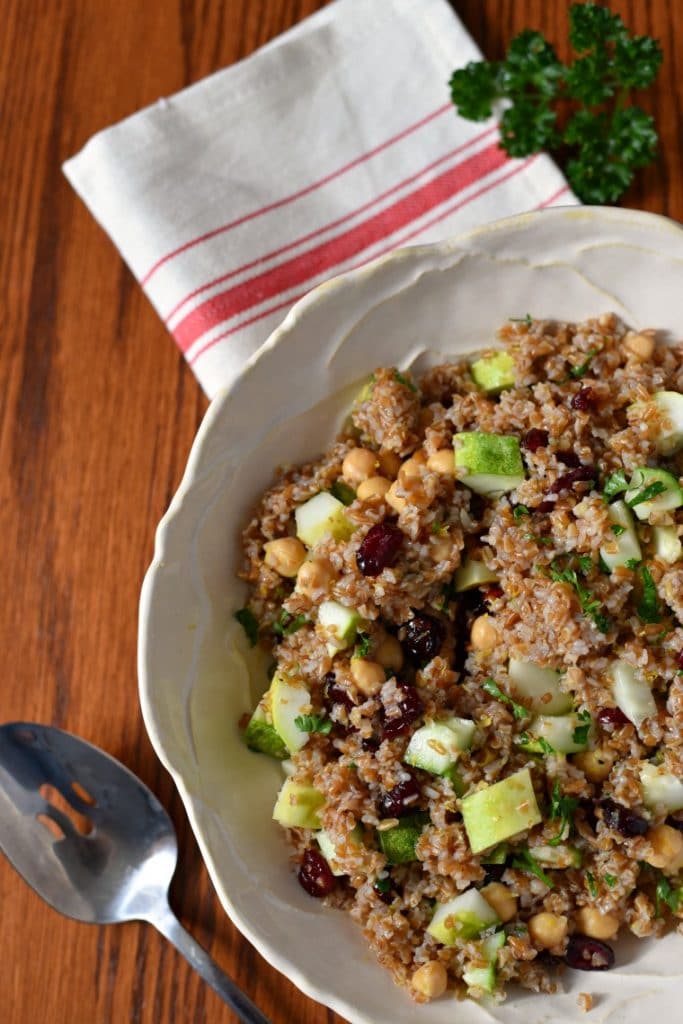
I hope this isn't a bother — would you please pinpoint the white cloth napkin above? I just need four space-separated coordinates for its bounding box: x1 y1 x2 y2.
64 0 576 399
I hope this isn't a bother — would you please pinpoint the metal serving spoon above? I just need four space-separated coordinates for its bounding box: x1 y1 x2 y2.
0 721 271 1024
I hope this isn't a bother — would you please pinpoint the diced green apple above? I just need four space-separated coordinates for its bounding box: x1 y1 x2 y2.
463 931 505 994
453 560 500 592
272 778 324 829
470 351 516 394
640 763 683 812
625 467 683 522
600 500 642 571
271 672 312 753
519 712 593 755
244 698 288 760
636 391 683 455
316 600 360 653
377 813 429 865
404 717 476 776
317 825 363 875
428 888 500 944
507 659 572 716
454 433 526 496
295 492 354 547
461 768 542 854
611 660 656 728
653 525 682 565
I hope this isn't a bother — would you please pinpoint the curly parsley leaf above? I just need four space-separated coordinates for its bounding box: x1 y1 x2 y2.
482 678 529 720
447 2 662 205
636 565 661 624
234 607 259 647
294 714 333 735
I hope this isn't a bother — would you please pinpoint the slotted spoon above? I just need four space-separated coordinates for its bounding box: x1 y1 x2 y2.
0 721 271 1024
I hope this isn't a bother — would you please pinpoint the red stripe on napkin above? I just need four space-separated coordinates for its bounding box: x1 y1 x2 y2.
175 139 508 352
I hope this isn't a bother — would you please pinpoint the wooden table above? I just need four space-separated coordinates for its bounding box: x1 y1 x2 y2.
2 2 681 1021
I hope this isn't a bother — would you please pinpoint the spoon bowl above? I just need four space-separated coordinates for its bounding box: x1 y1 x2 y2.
0 722 269 1024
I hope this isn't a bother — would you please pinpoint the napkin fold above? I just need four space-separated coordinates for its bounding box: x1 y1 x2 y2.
64 0 576 398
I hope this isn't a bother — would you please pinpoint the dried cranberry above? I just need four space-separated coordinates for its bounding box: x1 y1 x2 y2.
298 848 336 897
571 387 595 412
483 863 506 884
597 706 629 730
382 685 424 740
356 523 403 577
556 450 580 467
323 673 355 711
600 798 648 837
536 499 556 514
579 798 598 832
565 935 614 971
444 809 462 825
550 465 597 494
361 736 379 753
400 611 445 665
522 428 549 452
378 776 422 818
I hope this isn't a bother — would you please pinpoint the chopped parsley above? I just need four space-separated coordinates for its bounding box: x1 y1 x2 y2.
625 558 641 570
603 873 618 888
509 314 533 326
431 520 446 535
482 678 529 720
294 714 333 735
518 732 556 755
569 349 598 379
512 848 554 888
394 370 418 393
610 523 626 537
548 780 579 846
585 870 598 898
234 607 259 647
354 632 372 658
272 611 308 637
549 557 610 632
603 469 629 499
577 554 594 574
513 504 531 520
373 876 392 894
655 875 683 916
524 532 553 546
626 480 667 509
331 480 356 506
572 709 593 747
636 564 661 624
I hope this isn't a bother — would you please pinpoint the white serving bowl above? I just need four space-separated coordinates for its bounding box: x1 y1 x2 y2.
139 207 683 1024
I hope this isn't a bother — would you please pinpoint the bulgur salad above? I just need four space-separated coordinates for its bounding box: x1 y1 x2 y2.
235 314 683 1005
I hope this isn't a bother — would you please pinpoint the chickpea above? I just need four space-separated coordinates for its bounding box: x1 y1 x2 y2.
575 907 619 941
624 331 655 362
296 557 336 596
572 749 614 783
427 449 456 476
470 614 499 651
342 447 378 486
264 537 306 577
430 536 453 563
398 450 428 482
527 912 568 951
374 634 404 673
644 823 683 870
350 659 386 697
481 882 518 923
357 476 391 501
378 450 401 479
411 961 448 1001
385 480 408 513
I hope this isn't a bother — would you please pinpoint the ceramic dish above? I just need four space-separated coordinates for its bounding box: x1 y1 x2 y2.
139 206 683 1024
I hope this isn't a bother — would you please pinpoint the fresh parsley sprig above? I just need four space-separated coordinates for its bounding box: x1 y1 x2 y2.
235 607 259 646
548 779 579 846
482 678 529 720
448 3 662 204
549 555 610 633
272 610 308 637
294 714 333 735
512 847 554 888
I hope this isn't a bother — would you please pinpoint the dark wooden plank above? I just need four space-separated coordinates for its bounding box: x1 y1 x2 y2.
0 2 680 1022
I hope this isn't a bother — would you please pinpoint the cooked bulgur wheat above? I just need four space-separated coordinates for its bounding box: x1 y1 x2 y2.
237 315 683 1004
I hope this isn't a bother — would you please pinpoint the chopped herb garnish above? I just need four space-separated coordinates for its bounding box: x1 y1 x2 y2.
513 504 531 520
655 875 683 916
569 349 598 379
272 611 308 637
636 564 661 624
512 848 554 888
577 554 594 574
331 480 356 506
431 520 445 535
394 370 418 393
550 558 610 632
482 678 529 720
234 607 259 647
354 632 372 658
603 873 617 888
524 532 554 546
610 523 626 537
625 558 641 570
294 714 333 735
585 870 598 898
374 876 392 894
626 480 667 509
603 469 629 499
548 779 579 846
509 314 534 326
572 710 592 747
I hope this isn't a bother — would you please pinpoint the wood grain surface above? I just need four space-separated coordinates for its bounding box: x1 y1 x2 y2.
1 2 681 1022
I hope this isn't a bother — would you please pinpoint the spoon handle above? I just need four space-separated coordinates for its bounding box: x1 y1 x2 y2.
147 902 272 1024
